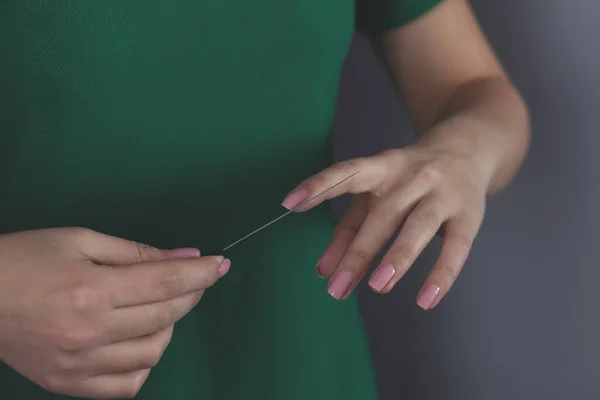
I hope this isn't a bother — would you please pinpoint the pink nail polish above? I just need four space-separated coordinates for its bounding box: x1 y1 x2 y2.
219 259 231 277
316 255 325 277
416 283 440 310
368 264 396 292
281 187 309 210
168 248 201 258
327 271 355 300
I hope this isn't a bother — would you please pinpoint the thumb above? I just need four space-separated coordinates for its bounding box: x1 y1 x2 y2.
77 230 200 266
280 158 382 212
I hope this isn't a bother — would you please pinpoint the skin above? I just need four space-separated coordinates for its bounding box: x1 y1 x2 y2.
0 228 230 398
281 0 530 308
0 0 529 397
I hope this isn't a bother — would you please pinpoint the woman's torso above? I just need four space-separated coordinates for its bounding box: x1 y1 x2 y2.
0 1 377 399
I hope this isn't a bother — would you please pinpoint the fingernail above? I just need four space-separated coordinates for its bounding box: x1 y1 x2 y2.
327 271 355 300
219 258 231 277
316 255 325 277
416 283 440 310
281 187 309 210
168 248 201 258
368 263 396 292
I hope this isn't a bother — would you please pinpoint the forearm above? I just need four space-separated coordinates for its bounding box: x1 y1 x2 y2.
416 76 531 194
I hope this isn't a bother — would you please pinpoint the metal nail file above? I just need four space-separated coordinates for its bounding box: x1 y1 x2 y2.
207 171 359 256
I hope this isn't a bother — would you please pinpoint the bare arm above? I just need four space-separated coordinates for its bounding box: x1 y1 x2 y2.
370 0 530 193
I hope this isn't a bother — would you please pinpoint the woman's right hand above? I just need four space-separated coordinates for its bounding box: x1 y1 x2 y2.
0 228 230 399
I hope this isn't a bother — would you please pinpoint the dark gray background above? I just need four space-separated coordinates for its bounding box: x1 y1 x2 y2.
332 0 600 399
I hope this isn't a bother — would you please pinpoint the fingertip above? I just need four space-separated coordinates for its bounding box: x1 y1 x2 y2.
316 255 328 278
218 258 231 277
327 270 355 300
281 187 310 210
416 282 441 310
368 263 396 293
369 283 392 295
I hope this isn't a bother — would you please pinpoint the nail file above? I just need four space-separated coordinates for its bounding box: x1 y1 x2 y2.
207 171 359 256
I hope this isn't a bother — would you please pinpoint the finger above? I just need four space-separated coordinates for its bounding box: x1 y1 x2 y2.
105 256 229 307
316 195 370 278
73 326 174 374
280 157 388 211
104 291 202 342
368 197 451 294
326 180 435 300
416 216 480 310
75 229 200 265
76 368 151 399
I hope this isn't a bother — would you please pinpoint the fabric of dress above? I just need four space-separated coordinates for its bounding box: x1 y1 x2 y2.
0 1 442 398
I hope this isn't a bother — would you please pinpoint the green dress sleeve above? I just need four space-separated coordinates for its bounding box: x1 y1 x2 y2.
356 0 444 34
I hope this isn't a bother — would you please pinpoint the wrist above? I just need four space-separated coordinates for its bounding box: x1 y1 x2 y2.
414 117 502 190
414 77 530 194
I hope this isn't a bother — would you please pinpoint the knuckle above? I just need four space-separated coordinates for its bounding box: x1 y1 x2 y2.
389 197 408 216
58 328 95 351
54 352 77 372
440 263 459 281
154 304 175 328
330 161 351 174
340 158 363 172
393 246 416 269
135 241 163 261
324 160 361 183
135 241 146 261
412 206 442 232
379 148 402 160
452 232 474 254
344 247 372 268
156 267 185 298
416 163 443 184
67 285 102 314
372 181 391 199
66 227 95 244
311 175 330 191
334 223 360 241
68 226 93 237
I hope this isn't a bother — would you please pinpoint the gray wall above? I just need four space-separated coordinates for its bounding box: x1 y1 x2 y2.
332 1 600 399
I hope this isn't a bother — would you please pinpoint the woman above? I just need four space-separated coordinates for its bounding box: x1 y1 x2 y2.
0 0 529 399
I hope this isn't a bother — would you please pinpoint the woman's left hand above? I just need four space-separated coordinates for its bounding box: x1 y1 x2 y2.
281 132 493 310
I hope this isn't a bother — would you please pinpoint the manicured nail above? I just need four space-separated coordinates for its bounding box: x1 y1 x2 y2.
368 263 396 292
416 283 440 310
168 248 201 258
219 258 231 277
281 187 309 210
316 256 325 277
327 271 355 300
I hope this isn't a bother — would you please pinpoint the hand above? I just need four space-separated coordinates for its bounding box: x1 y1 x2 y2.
0 228 230 399
281 136 491 309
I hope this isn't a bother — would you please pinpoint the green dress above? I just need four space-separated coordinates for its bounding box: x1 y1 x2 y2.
0 1 441 399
